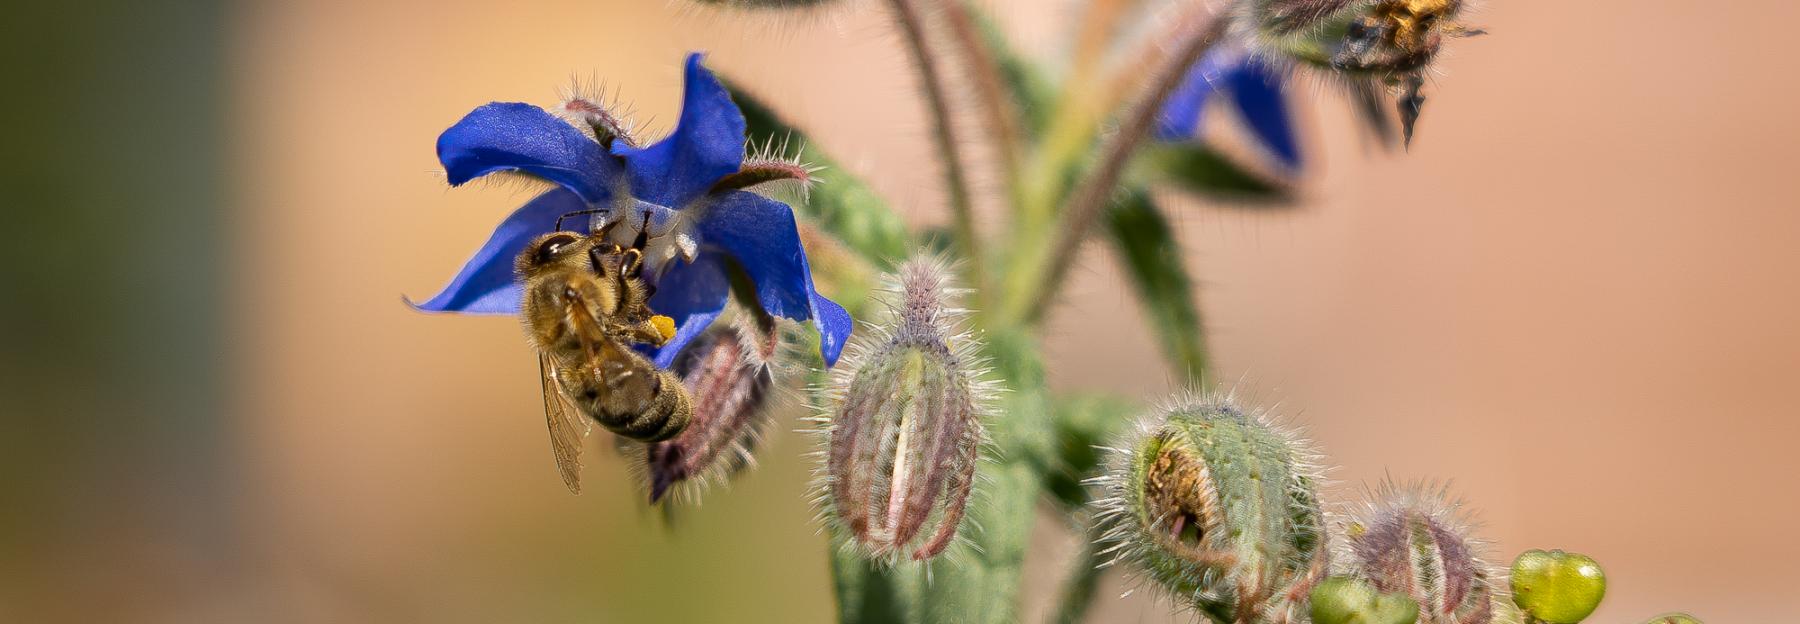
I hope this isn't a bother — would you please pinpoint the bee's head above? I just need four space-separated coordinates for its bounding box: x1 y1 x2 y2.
519 231 585 276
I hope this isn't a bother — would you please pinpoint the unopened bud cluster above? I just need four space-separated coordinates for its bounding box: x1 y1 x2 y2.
1342 482 1496 624
1093 394 1328 623
816 256 993 562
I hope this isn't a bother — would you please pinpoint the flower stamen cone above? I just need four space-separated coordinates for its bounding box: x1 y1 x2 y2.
817 256 992 562
1093 393 1328 623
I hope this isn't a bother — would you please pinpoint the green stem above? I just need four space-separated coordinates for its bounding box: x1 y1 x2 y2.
884 0 986 302
1003 13 1230 325
936 0 1024 197
1047 519 1108 624
830 543 922 624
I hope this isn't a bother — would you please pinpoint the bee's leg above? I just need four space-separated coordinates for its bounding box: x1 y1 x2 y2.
620 248 644 278
622 316 675 347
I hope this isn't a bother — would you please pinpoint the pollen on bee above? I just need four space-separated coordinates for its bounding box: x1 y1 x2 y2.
651 315 677 343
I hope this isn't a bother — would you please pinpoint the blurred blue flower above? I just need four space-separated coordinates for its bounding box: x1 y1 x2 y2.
1155 50 1300 171
412 53 852 367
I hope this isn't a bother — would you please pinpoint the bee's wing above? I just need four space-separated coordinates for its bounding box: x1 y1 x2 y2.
540 354 593 494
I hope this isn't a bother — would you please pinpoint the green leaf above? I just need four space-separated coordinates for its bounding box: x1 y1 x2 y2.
1104 192 1209 383
725 80 912 269
1041 393 1138 510
1132 144 1295 204
1041 393 1138 624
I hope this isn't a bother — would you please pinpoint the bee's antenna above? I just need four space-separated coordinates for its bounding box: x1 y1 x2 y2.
555 209 609 233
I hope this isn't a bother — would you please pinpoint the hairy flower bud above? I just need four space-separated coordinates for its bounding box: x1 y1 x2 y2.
816 257 991 562
555 84 639 150
1093 393 1328 623
1343 482 1497 624
1311 576 1421 624
1510 549 1606 624
637 313 780 503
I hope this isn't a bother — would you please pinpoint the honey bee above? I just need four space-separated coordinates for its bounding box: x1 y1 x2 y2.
518 220 692 493
1330 0 1483 145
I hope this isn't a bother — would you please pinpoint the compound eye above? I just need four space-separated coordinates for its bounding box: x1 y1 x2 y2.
532 233 581 265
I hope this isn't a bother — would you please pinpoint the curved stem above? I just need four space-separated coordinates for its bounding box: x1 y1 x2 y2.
938 0 1023 193
1008 12 1230 324
884 0 986 299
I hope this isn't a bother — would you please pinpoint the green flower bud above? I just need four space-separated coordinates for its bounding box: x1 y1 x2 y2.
816 256 994 562
1094 394 1328 623
1311 576 1421 624
1343 482 1497 623
1510 549 1606 624
1640 614 1702 624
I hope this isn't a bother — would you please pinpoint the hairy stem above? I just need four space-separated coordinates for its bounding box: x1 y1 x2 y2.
1007 13 1229 324
937 0 1024 195
1048 519 1107 624
884 0 986 301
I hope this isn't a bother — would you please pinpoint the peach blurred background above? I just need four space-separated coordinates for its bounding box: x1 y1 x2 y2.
5 0 1798 621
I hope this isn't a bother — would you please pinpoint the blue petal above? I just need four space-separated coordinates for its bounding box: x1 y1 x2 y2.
1154 54 1302 171
410 188 586 315
695 191 852 366
810 290 852 366
644 253 732 368
1225 59 1301 170
649 309 724 370
1154 52 1232 142
612 53 746 209
438 102 619 203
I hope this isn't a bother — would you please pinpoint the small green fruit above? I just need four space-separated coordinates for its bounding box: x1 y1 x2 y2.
1310 576 1420 624
1510 549 1606 623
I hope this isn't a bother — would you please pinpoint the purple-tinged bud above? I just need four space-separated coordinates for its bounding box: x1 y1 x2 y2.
639 314 780 504
817 256 992 562
1093 393 1329 623
711 136 819 196
1343 481 1497 624
555 84 639 150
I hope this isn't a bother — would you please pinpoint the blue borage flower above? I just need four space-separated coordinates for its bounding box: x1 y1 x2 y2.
412 53 852 368
1155 48 1301 172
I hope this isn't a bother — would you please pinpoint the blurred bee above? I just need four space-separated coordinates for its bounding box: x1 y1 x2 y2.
518 217 692 493
1331 0 1484 144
